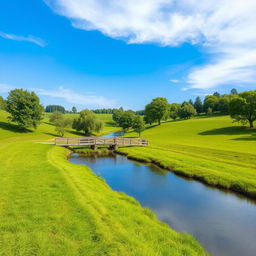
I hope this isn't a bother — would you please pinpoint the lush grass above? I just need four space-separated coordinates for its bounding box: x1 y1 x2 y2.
119 115 256 198
0 110 207 256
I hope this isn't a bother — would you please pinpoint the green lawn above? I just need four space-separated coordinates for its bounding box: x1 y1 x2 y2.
119 115 256 198
0 110 207 256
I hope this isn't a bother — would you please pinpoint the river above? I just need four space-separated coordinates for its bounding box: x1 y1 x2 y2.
69 133 256 256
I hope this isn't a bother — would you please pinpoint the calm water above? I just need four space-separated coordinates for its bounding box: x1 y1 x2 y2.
102 131 125 138
69 153 256 256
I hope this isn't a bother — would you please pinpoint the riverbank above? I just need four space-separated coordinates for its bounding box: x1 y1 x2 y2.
122 116 256 199
69 151 256 256
0 111 208 256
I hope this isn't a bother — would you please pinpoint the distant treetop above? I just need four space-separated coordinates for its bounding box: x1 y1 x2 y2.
45 105 65 113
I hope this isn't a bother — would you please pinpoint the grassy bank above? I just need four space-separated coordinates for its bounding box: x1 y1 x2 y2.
119 115 256 198
0 110 207 256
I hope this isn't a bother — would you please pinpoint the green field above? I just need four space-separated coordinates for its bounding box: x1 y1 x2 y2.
0 110 207 256
119 115 256 198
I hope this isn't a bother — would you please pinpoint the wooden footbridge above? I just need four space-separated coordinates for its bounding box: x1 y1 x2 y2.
55 137 148 150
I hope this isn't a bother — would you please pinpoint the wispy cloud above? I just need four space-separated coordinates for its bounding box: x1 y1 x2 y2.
34 86 115 107
0 83 14 93
170 79 179 83
0 31 46 47
1 83 115 108
46 0 256 90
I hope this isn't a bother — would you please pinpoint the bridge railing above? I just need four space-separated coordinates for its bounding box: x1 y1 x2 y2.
55 137 148 147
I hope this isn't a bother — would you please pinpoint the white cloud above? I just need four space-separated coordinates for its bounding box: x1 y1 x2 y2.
170 79 179 83
0 83 115 108
0 31 46 47
46 0 256 89
34 86 115 107
0 83 14 93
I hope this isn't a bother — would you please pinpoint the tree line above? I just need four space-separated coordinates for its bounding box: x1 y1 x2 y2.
45 105 78 114
0 88 255 138
112 88 256 131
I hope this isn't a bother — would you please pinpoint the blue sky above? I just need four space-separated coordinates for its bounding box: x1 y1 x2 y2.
0 0 255 110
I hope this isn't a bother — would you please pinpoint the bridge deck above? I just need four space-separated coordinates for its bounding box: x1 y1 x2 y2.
55 137 148 148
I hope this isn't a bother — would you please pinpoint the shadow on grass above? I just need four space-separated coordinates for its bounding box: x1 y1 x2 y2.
232 134 256 141
43 121 54 126
105 121 117 126
0 121 32 133
68 130 85 136
198 126 254 136
43 132 58 137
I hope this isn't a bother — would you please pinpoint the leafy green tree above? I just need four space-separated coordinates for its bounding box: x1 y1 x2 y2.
189 99 194 105
132 116 145 137
213 92 221 98
203 95 219 112
6 89 44 129
0 96 6 110
169 103 181 120
49 111 63 124
194 96 203 114
229 91 256 128
207 107 213 115
72 106 77 114
218 95 230 114
144 104 156 125
118 111 135 132
231 88 238 95
113 108 124 124
145 97 169 125
49 111 71 136
55 117 72 137
179 103 197 119
72 110 104 135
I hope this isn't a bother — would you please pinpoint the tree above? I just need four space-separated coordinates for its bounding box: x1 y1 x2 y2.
6 89 44 129
55 117 72 137
194 96 203 114
178 103 197 119
169 103 181 120
145 97 169 125
45 105 65 113
72 106 77 114
0 96 6 110
132 116 145 137
189 99 194 105
213 92 221 98
72 110 104 135
144 104 156 125
231 88 238 95
49 111 71 136
218 95 230 114
203 95 219 112
229 91 256 128
113 108 124 124
49 111 63 124
207 107 213 115
118 111 135 132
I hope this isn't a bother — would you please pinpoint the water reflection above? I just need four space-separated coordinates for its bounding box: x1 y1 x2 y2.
70 153 256 256
102 131 125 138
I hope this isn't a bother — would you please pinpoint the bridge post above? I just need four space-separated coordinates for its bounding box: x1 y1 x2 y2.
109 145 118 150
91 145 97 150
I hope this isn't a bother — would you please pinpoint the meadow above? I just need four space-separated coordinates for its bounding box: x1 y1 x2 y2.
0 110 207 256
119 115 256 198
